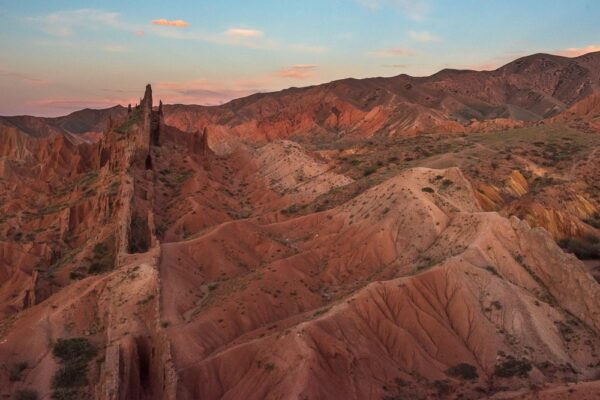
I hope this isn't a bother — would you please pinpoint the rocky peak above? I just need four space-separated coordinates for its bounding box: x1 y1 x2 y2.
141 84 153 113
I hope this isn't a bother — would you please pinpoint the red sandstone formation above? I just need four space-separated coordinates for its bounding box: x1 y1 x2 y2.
0 52 600 400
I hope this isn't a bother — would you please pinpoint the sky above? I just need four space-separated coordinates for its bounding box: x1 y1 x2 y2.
0 0 599 116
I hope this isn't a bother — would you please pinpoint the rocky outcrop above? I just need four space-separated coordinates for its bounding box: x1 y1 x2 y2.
1 52 600 399
0 85 177 399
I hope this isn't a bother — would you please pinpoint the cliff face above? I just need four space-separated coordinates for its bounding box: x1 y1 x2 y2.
0 53 599 399
0 85 180 400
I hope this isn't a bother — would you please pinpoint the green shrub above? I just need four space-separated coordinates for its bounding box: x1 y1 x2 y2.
51 388 81 400
485 266 501 277
494 358 532 378
558 236 600 259
433 380 452 395
15 389 38 400
584 212 600 229
281 203 305 215
92 242 108 255
363 166 378 176
9 361 28 381
52 338 97 364
264 362 275 371
208 283 219 291
441 179 454 189
446 363 478 380
53 363 89 388
87 236 116 274
51 338 97 399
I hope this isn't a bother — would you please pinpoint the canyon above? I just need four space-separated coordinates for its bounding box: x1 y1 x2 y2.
0 52 600 399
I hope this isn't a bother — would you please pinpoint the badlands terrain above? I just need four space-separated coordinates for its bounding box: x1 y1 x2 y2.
0 52 600 399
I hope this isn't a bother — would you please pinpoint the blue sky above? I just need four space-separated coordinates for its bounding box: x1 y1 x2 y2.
0 0 599 116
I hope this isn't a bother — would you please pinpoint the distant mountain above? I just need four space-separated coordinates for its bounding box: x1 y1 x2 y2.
0 105 127 137
2 52 599 141
162 51 600 139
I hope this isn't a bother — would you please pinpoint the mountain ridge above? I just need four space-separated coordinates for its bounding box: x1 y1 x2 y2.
1 52 600 400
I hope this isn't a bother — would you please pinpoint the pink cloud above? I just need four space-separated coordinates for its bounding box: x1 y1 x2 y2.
275 64 319 79
408 30 439 42
155 79 265 106
0 71 49 85
151 19 189 27
557 45 600 57
225 28 263 38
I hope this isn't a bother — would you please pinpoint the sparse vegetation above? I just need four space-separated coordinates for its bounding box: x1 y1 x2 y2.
281 203 306 215
87 235 116 274
48 247 82 277
313 307 330 317
363 166 378 176
115 107 141 133
9 361 28 382
51 338 97 400
485 265 501 277
446 363 478 380
494 357 532 378
129 214 150 253
584 212 600 229
35 203 70 216
264 362 275 371
15 389 39 400
558 235 600 259
441 179 454 189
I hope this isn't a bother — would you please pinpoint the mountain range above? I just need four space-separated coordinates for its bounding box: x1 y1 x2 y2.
1 52 600 400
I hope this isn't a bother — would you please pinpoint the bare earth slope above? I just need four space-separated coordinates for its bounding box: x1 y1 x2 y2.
162 52 600 145
1 52 600 399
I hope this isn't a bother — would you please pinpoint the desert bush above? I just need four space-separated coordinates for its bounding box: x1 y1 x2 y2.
51 338 97 399
9 361 28 381
363 166 378 176
584 212 600 229
87 235 116 274
52 338 97 363
421 187 434 193
494 357 532 378
446 363 478 380
208 283 219 291
281 203 304 215
15 389 38 400
558 235 600 259
441 179 454 189
264 362 275 371
433 380 452 395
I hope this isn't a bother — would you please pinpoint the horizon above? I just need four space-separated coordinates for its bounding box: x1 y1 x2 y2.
3 49 599 119
1 1 599 117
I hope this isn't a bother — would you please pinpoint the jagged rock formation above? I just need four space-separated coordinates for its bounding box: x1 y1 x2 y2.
0 84 183 399
0 52 600 399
